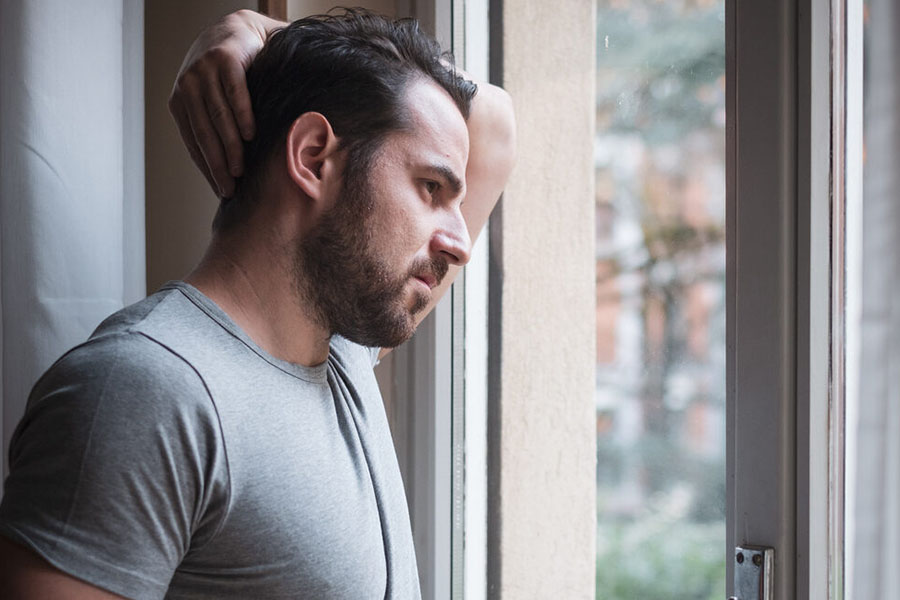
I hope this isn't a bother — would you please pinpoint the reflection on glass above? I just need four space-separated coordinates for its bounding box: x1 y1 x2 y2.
595 1 726 598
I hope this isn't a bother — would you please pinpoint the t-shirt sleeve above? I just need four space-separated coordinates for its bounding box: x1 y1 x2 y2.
0 333 230 600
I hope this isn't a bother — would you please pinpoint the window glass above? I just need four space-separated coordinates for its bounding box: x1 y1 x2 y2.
594 1 726 598
846 1 899 597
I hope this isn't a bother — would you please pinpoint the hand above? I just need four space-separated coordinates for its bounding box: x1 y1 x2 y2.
168 10 283 197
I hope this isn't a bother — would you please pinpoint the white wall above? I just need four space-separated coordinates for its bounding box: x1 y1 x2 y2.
490 1 597 596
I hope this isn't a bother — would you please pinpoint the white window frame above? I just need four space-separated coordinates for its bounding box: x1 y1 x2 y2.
727 0 862 597
458 2 491 598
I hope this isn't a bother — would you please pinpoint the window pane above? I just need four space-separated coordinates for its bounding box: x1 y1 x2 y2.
595 2 726 598
847 0 899 597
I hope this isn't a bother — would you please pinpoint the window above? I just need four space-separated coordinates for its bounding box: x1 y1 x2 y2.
595 2 726 598
845 0 899 597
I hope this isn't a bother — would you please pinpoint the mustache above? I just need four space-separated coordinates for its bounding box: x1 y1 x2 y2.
408 256 449 287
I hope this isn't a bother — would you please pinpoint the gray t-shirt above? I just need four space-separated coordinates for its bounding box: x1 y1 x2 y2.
0 281 419 599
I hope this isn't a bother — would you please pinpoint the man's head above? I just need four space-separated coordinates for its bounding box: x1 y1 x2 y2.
215 9 476 227
215 10 476 348
294 75 473 348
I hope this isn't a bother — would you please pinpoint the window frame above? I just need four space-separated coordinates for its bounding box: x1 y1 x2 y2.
726 0 861 596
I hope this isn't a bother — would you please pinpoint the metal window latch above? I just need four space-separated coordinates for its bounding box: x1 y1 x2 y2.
728 545 774 600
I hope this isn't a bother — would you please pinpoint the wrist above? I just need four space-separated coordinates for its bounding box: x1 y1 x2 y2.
226 8 287 47
231 9 286 45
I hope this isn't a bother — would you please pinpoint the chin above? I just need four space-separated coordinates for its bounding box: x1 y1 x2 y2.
332 286 428 349
339 306 417 349
377 313 418 349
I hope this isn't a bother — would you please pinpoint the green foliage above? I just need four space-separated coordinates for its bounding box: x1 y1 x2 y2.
596 515 726 600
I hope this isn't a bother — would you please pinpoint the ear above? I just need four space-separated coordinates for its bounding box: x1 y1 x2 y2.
284 112 341 202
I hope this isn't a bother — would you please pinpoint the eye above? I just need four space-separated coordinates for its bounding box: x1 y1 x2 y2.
423 180 440 196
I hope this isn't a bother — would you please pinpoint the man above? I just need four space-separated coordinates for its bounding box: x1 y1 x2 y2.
0 9 515 600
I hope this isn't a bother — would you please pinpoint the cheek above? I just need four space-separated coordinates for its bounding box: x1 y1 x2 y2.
370 196 433 258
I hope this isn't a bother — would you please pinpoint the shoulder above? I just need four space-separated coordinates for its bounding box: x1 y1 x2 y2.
34 329 208 410
15 330 220 471
36 284 222 414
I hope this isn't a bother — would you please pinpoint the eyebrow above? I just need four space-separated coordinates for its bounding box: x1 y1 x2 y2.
424 163 464 196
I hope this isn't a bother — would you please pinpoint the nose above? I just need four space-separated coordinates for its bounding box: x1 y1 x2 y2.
430 210 471 266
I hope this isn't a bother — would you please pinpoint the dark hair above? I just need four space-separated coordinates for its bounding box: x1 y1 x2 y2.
214 8 477 230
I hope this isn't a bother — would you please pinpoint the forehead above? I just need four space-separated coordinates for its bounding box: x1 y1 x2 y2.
382 78 469 175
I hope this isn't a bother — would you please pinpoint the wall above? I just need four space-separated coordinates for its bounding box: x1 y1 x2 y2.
489 0 597 597
145 0 255 292
288 0 396 19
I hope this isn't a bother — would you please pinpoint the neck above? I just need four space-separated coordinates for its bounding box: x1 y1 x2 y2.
185 226 332 367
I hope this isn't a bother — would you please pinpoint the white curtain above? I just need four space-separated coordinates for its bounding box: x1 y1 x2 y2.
852 0 900 595
0 0 145 483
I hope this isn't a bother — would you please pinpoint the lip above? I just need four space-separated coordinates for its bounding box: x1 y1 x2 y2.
414 274 437 290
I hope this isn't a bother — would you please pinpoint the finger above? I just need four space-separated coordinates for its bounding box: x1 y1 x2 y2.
183 87 235 197
203 74 245 179
221 60 256 142
170 96 219 195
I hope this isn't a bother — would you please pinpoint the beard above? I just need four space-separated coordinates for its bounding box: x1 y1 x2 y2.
293 174 448 349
